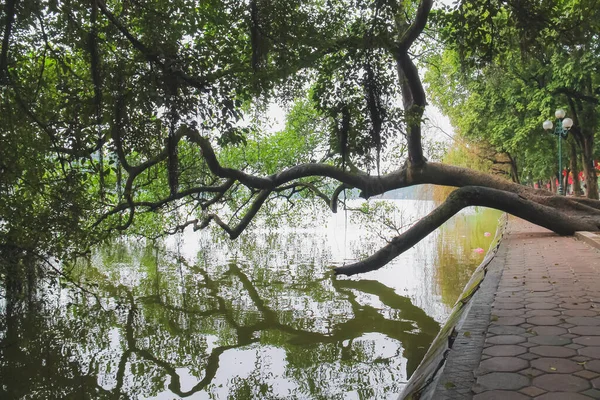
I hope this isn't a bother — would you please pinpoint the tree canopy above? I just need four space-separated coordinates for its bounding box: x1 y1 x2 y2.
2 0 600 275
427 0 600 195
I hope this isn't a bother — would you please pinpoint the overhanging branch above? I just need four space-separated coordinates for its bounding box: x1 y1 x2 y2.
335 185 600 276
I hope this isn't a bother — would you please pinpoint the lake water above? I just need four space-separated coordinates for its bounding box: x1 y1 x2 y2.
0 199 501 399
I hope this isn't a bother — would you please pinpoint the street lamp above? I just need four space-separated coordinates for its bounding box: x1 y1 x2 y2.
543 109 573 195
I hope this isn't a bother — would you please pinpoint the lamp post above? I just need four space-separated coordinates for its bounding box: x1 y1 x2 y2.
543 109 573 195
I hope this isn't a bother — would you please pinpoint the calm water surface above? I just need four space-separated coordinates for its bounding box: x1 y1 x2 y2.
0 200 501 399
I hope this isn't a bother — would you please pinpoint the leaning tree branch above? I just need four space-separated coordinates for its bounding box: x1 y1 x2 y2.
186 129 369 190
188 126 599 213
335 185 600 276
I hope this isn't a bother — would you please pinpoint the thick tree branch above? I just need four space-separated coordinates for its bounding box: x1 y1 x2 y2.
186 129 369 189
393 0 433 166
331 183 352 212
335 185 600 276
397 0 434 53
0 0 17 83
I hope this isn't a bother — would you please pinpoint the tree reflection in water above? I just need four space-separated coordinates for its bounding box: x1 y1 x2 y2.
0 206 499 399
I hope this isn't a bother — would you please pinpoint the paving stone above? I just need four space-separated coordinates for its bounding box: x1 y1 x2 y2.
524 310 561 317
499 282 523 288
493 302 525 310
527 285 553 292
496 292 524 297
494 296 523 302
530 357 584 373
494 309 526 317
566 343 585 350
532 373 590 392
566 317 600 326
498 288 525 294
575 370 599 380
562 333 578 338
530 345 577 358
528 335 571 346
483 345 527 357
520 342 537 348
527 302 559 310
518 353 540 361
572 355 593 363
473 390 530 400
562 302 594 310
585 360 600 373
519 386 546 397
526 292 554 298
477 357 529 374
477 372 530 391
527 316 564 325
492 316 527 326
571 326 600 336
532 326 568 335
563 309 598 317
489 325 527 335
579 347 600 358
582 388 600 399
536 393 597 400
558 291 587 298
575 337 600 346
486 335 527 345
593 377 600 389
519 368 544 377
558 323 576 329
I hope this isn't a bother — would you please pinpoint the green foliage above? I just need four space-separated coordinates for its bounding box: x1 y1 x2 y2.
426 0 600 185
0 0 434 257
442 143 492 173
219 99 325 175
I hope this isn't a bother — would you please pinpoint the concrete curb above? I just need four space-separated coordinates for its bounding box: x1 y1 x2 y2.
574 231 600 251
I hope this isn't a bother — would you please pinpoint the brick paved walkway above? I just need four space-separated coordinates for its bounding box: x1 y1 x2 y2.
473 218 600 399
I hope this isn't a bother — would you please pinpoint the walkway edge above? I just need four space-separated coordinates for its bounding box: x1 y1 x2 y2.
399 214 508 400
574 231 600 251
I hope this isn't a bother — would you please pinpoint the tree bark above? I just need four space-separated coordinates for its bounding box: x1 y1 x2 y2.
570 140 582 196
582 134 599 199
507 152 519 184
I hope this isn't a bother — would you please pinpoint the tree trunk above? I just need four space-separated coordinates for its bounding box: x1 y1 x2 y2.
550 177 556 194
507 153 520 184
570 140 582 196
582 134 599 199
335 185 600 275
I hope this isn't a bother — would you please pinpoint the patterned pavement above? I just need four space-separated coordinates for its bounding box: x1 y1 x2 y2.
472 219 600 399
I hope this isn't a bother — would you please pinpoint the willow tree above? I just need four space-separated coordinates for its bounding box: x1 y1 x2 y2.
2 0 600 276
